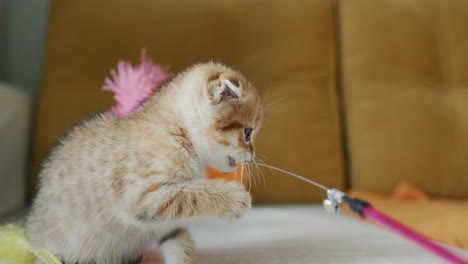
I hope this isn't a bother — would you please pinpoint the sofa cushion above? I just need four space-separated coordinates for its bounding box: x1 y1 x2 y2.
32 0 344 202
340 0 468 197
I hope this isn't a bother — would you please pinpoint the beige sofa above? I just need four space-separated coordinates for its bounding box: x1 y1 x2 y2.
20 1 468 262
31 0 468 203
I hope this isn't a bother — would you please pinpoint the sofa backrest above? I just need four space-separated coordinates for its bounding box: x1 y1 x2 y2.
31 0 345 202
32 0 468 202
340 0 468 198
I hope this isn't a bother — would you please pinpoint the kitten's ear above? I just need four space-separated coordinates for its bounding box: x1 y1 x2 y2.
211 79 242 104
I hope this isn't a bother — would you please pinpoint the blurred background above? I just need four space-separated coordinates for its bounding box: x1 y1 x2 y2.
0 0 49 216
1 1 468 248
0 0 49 94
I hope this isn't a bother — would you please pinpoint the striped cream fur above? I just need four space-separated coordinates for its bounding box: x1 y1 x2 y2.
27 62 263 264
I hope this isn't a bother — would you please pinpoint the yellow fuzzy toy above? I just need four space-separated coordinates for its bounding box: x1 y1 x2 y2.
0 224 62 264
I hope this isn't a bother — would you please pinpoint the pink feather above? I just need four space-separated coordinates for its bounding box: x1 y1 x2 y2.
102 49 172 116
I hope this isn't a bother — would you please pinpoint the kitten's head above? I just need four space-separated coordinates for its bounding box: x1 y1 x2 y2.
192 63 263 174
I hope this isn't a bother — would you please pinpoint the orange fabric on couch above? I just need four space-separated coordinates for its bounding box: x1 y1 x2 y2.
344 182 468 250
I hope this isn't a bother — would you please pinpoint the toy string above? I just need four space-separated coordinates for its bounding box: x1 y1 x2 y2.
250 162 468 264
251 162 329 191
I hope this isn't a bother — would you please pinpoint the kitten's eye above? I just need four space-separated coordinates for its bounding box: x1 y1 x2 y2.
244 128 253 142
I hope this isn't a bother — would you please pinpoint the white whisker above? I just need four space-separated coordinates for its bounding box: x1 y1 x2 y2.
250 163 257 190
253 157 267 185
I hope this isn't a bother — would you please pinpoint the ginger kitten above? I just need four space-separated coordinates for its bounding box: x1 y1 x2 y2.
27 62 264 264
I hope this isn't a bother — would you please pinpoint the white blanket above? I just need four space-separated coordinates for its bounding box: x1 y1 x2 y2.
190 205 468 264
1 205 467 263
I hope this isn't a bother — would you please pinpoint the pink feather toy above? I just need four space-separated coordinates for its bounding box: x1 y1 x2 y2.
102 49 172 117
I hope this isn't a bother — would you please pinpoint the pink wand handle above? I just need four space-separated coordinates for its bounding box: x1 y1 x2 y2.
362 206 468 264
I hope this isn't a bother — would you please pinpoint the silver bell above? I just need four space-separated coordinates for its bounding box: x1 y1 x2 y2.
322 198 340 214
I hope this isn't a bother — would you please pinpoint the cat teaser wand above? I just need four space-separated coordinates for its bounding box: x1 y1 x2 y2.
253 163 468 264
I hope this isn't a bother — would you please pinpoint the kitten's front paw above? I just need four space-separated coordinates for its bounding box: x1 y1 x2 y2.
220 182 252 222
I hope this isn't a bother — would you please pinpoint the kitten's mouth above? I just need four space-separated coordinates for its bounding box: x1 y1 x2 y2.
228 156 237 168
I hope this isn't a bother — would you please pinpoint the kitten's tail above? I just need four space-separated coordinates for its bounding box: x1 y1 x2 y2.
0 224 62 264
